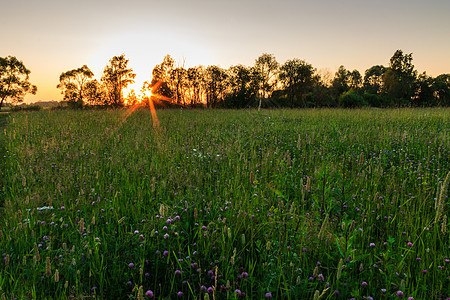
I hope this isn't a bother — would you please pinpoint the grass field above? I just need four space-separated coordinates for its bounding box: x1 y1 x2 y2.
0 108 449 299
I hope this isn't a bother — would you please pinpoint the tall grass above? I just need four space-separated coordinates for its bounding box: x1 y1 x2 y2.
0 108 449 299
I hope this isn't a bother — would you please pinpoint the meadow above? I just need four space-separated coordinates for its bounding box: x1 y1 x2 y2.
0 108 449 299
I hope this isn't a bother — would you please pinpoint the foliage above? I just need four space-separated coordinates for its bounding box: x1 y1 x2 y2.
0 56 37 108
101 54 136 107
279 59 317 108
338 90 368 107
57 65 95 108
383 50 417 102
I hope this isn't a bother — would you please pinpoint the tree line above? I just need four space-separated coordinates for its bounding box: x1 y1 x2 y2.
1 50 449 109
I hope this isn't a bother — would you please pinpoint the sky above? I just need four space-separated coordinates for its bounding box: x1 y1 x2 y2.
2 0 450 103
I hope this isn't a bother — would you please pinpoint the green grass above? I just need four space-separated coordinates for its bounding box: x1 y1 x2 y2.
0 108 449 299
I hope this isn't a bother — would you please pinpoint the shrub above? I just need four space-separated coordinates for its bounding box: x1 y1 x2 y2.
338 91 368 108
10 104 42 112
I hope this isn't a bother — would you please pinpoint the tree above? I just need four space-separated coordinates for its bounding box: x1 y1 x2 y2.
331 66 350 99
147 55 175 101
101 54 136 107
278 59 317 107
253 54 279 109
224 64 256 108
83 80 106 106
57 65 94 108
205 65 227 108
432 74 450 106
415 72 435 106
363 65 386 95
0 56 37 108
383 50 417 103
185 66 206 106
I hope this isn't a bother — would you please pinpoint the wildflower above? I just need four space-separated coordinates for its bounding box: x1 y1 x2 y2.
407 242 413 247
369 243 375 247
241 272 249 278
362 281 368 287
422 270 427 274
407 298 414 300
318 274 324 281
333 290 340 295
129 263 134 268
163 233 169 239
145 290 154 297
265 292 272 298
200 285 206 292
177 291 183 297
207 287 213 293
396 290 404 297
175 270 182 275
235 289 242 296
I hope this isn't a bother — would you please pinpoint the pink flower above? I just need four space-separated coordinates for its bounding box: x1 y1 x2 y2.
145 290 153 297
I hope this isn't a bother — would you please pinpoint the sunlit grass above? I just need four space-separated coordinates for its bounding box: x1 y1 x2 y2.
0 108 449 299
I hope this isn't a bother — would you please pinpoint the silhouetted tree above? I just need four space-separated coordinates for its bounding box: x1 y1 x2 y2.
415 72 435 106
278 59 317 107
363 65 386 95
433 74 450 106
205 65 227 108
0 56 37 108
185 66 206 106
331 66 350 100
383 50 417 104
83 80 105 106
254 54 279 109
224 64 256 108
57 65 94 108
101 54 136 107
171 67 187 105
148 55 175 101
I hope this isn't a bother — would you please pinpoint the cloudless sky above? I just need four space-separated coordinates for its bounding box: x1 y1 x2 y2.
2 0 450 103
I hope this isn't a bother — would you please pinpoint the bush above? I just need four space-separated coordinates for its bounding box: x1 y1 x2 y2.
338 91 368 108
10 104 42 112
363 93 394 107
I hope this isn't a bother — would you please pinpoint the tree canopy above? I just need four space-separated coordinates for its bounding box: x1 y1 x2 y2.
0 56 37 108
101 54 136 107
57 65 95 108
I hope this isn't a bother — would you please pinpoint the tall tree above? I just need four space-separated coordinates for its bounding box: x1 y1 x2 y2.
225 64 256 108
185 66 206 106
57 65 94 107
363 65 386 95
278 59 317 107
253 53 279 109
331 65 350 99
0 56 37 108
148 55 175 100
415 72 435 106
101 54 136 107
433 74 450 106
205 65 227 108
383 50 417 103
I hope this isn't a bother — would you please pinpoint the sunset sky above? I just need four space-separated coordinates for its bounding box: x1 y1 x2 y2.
2 0 450 103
